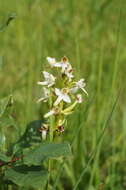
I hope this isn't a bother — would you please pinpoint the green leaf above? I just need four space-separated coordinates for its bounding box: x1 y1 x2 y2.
13 120 42 151
0 95 13 117
24 142 72 165
5 165 48 188
0 153 10 162
18 120 42 147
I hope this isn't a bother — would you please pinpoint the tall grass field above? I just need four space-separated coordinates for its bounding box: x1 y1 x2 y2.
0 0 126 189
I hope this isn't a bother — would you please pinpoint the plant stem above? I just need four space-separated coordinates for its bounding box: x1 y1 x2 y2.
48 114 54 174
49 115 54 142
47 89 55 189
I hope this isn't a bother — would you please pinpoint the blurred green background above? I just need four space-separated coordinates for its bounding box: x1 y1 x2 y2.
0 0 126 189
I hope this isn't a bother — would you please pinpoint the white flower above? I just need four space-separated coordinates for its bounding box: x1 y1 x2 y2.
51 56 72 73
54 88 71 106
46 57 56 66
37 71 55 87
37 87 49 103
61 57 74 81
44 107 60 118
47 56 73 80
44 110 55 118
59 56 72 73
64 69 74 81
76 94 83 103
70 79 88 95
46 57 66 69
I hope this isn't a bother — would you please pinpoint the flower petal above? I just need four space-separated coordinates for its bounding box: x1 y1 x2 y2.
47 57 56 65
43 71 50 79
65 72 74 81
55 88 62 96
62 94 71 103
70 87 78 94
37 81 48 86
44 110 55 118
54 96 63 106
54 62 62 67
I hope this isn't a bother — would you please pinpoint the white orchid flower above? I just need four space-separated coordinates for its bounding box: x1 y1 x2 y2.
47 57 73 79
64 69 74 81
37 87 49 103
46 57 66 68
70 79 88 95
46 57 56 66
37 71 55 87
59 56 72 73
44 107 60 118
54 88 71 106
44 110 55 118
51 56 72 73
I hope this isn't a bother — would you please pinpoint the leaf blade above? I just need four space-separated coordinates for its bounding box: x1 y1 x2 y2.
5 166 48 188
24 142 72 165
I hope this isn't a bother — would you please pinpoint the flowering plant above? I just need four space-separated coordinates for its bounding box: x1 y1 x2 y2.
37 56 88 140
0 56 88 189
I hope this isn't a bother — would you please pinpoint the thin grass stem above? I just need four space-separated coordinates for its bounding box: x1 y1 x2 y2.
72 92 120 190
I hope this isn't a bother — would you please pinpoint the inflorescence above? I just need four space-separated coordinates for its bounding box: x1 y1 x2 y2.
37 56 88 140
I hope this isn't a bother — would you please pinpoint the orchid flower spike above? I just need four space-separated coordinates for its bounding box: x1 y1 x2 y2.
37 56 88 138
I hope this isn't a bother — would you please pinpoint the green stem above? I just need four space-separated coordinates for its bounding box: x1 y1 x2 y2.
47 89 55 189
49 89 54 143
48 115 54 177
49 115 54 142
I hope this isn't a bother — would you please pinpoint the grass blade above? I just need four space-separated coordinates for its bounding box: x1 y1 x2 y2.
72 92 120 190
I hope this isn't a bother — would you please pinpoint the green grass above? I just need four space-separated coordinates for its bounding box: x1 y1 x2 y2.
0 0 126 189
